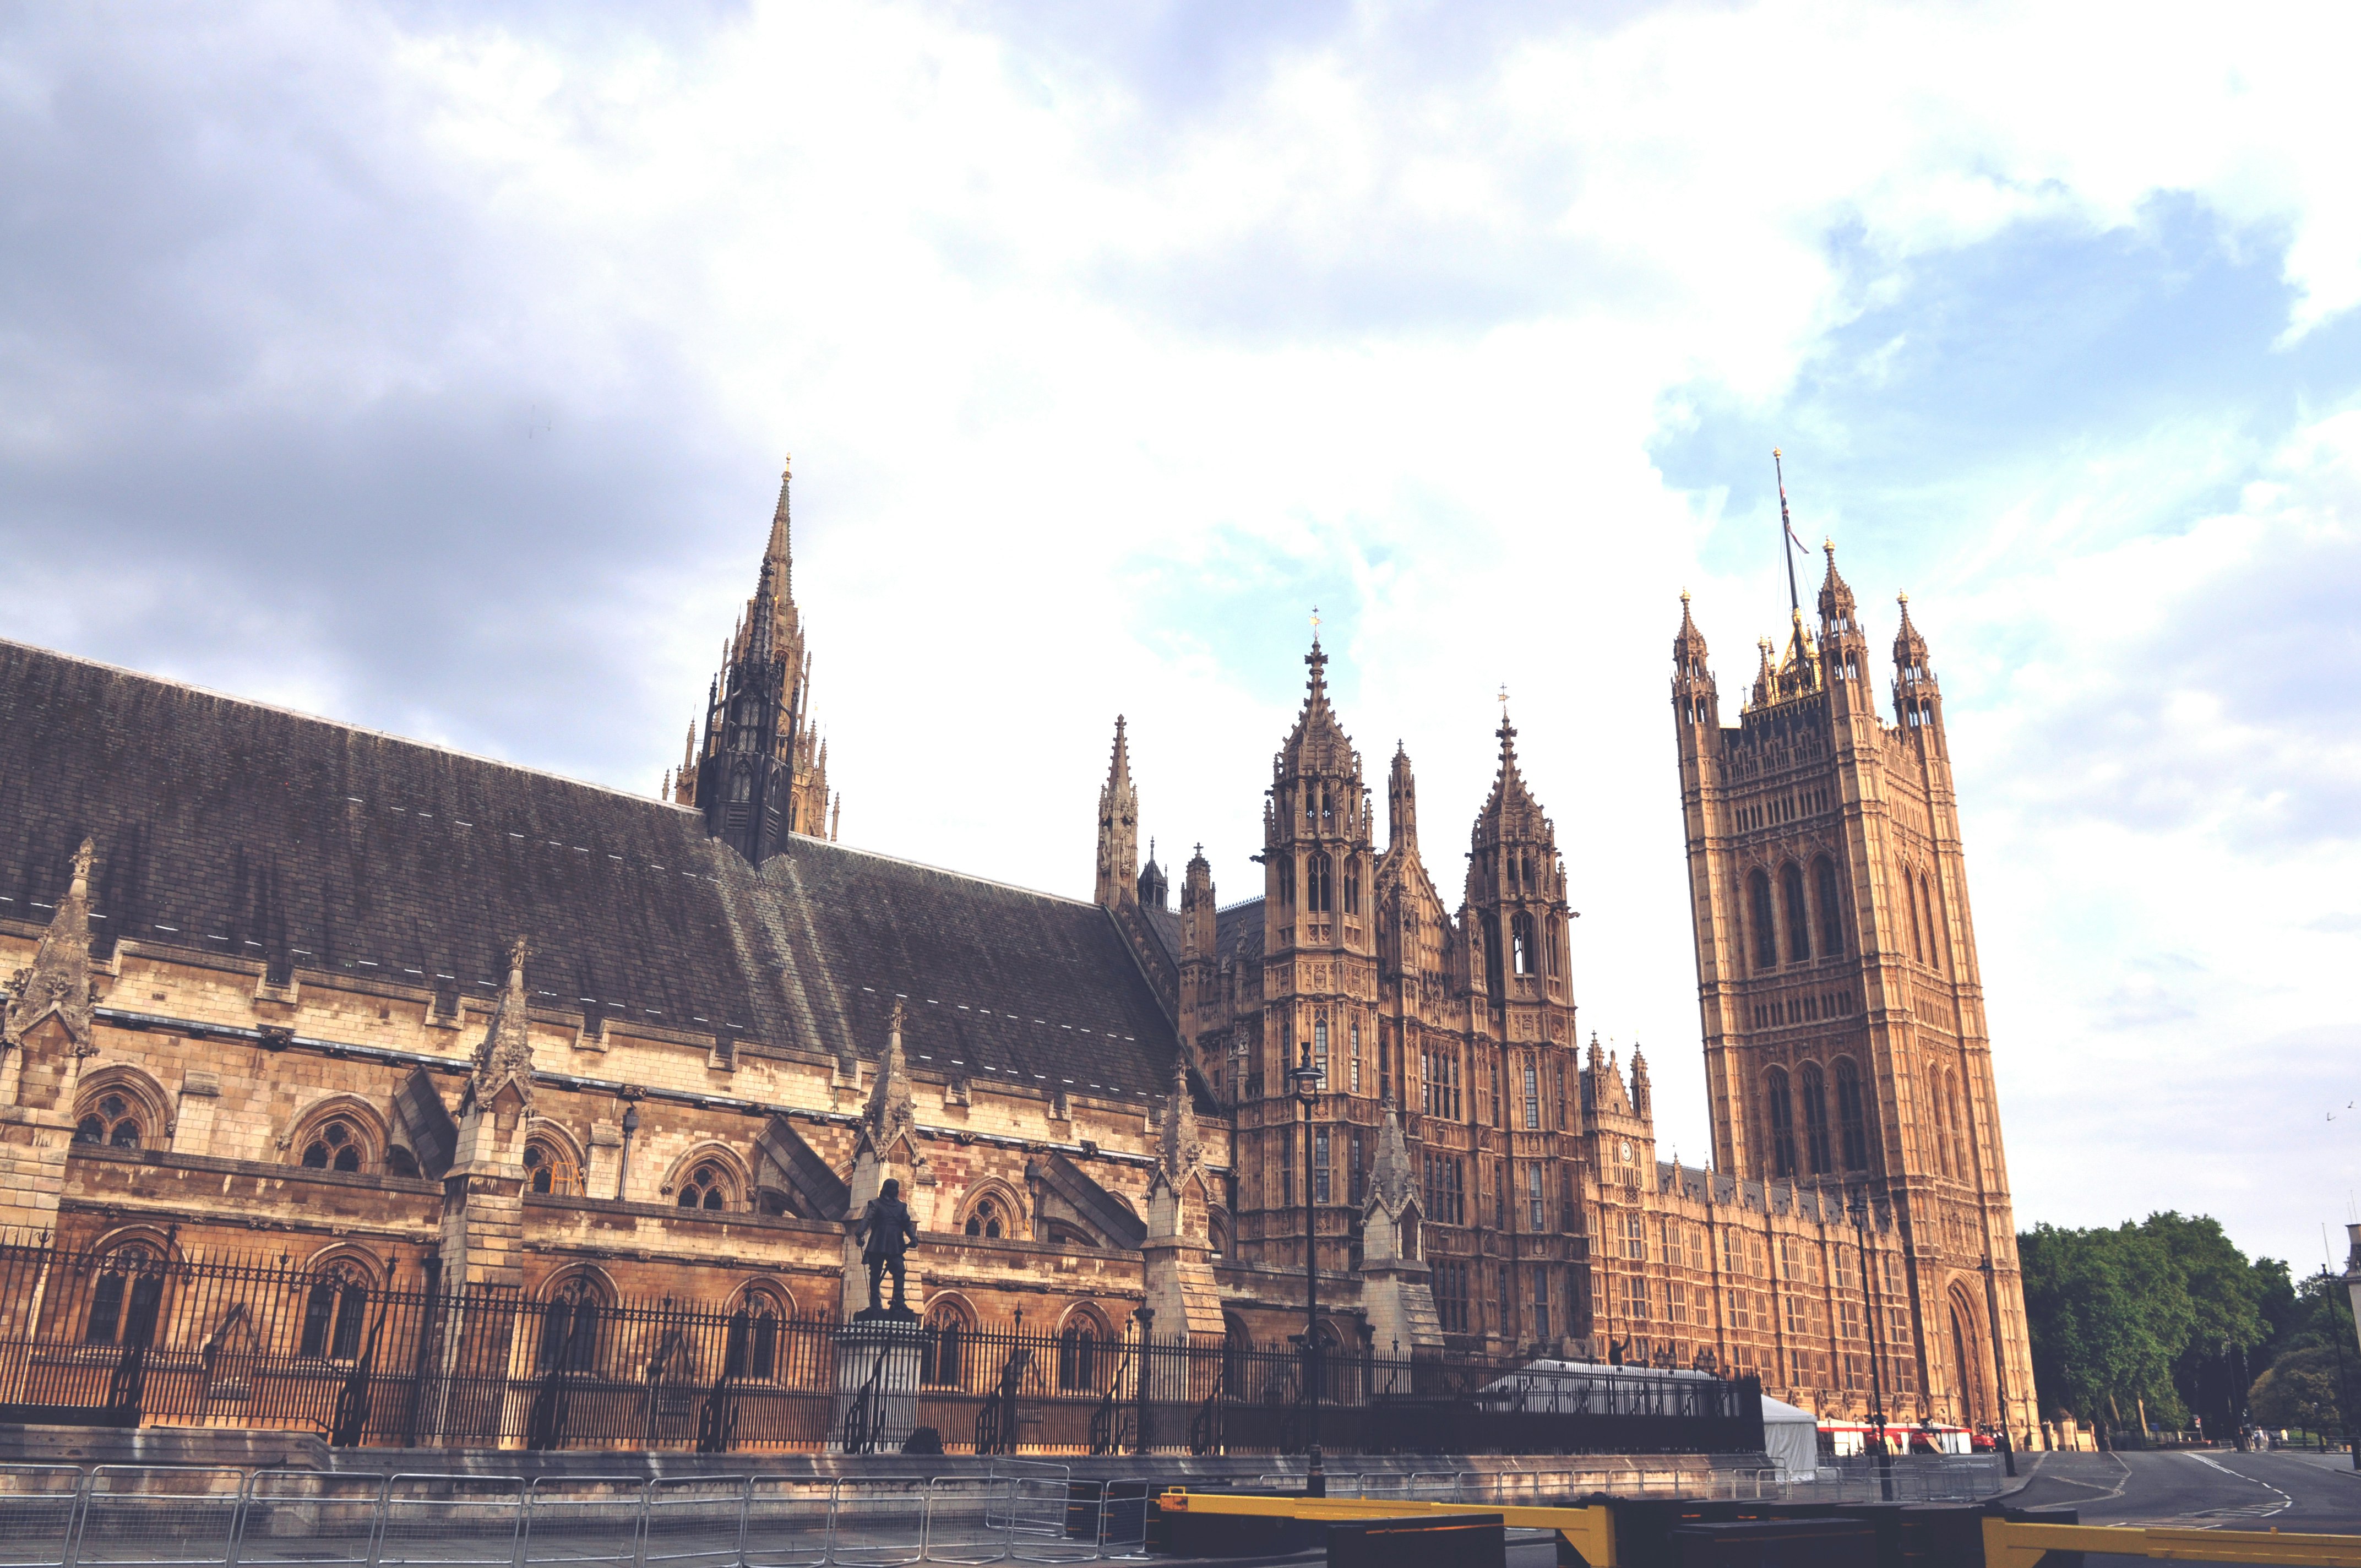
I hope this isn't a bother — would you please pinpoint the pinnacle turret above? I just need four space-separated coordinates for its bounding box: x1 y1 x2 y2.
1386 742 1418 853
687 457 831 867
466 937 536 1118
1094 715 1140 910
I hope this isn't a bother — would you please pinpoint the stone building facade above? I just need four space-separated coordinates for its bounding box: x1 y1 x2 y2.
0 466 2034 1443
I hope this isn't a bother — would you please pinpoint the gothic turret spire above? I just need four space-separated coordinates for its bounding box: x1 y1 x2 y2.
3 837 97 1063
1892 591 1944 743
465 937 535 1118
688 458 834 866
1095 716 1140 909
1386 742 1418 853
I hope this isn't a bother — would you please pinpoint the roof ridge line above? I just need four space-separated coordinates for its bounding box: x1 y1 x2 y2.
784 834 1097 908
0 635 700 815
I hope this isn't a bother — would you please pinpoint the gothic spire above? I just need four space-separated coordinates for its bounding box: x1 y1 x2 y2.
1094 715 1140 909
465 937 536 1116
1386 742 1418 853
856 997 918 1163
767 455 792 604
1157 1057 1201 1180
3 837 97 1055
1817 538 1857 629
1367 1098 1417 1210
1894 590 1930 671
1280 610 1353 770
1674 589 1710 664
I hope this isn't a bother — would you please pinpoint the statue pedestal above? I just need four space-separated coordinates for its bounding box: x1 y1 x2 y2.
831 1308 925 1454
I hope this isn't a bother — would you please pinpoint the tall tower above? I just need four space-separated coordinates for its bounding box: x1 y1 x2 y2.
1240 627 1379 1283
1457 703 1582 1349
1094 717 1140 910
1673 509 2034 1436
685 460 836 864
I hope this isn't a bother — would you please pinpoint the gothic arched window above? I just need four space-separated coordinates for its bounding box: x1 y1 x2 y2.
923 1302 970 1386
302 1118 365 1173
676 1161 733 1210
1813 856 1845 955
1307 851 1333 913
1343 858 1360 916
300 1260 372 1361
1947 1070 1971 1178
1058 1314 1103 1391
1511 911 1536 976
83 1244 166 1347
1799 1064 1832 1175
74 1092 144 1151
1764 1068 1796 1179
1547 918 1562 977
537 1273 607 1374
964 1197 1007 1239
725 1287 788 1381
1781 862 1812 962
1922 875 1945 973
1748 870 1777 972
1906 869 1925 962
523 1137 580 1196
1929 1074 1955 1178
1835 1057 1871 1171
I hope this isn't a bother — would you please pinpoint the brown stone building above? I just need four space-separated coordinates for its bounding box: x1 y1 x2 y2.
0 464 2034 1445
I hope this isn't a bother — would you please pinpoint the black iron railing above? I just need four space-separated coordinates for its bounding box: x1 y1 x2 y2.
0 1234 1759 1453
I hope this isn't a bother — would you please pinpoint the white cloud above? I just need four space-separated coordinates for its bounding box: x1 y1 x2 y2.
3 0 2359 1262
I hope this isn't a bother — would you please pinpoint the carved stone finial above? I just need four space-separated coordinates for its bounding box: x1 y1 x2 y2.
466 935 536 1115
858 999 918 1163
4 837 100 1058
1158 1058 1201 1178
1367 1099 1417 1211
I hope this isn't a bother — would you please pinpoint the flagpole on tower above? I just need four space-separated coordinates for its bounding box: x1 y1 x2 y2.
1775 449 1809 667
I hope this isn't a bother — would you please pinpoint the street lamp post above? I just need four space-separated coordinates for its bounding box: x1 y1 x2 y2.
616 1102 641 1200
1290 1043 1326 1497
1850 1191 1893 1502
1979 1254 2018 1477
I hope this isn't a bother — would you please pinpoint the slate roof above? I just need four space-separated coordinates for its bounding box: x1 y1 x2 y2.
1214 897 1265 965
1139 903 1182 969
0 639 1185 1102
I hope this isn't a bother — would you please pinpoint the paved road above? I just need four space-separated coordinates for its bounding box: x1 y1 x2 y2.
2009 1447 2361 1533
1161 1451 2361 1567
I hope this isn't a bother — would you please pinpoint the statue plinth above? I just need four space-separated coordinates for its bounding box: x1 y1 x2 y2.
831 1308 926 1455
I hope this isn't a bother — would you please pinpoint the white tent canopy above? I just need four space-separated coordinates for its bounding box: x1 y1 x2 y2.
1760 1393 1820 1477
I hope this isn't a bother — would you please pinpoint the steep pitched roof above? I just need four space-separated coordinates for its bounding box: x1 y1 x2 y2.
1214 896 1265 965
0 638 1184 1102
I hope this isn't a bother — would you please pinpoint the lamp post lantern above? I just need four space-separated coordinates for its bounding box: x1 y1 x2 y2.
1290 1042 1326 1496
1978 1253 2018 1477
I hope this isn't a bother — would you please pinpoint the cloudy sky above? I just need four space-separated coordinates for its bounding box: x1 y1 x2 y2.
4 2 2355 1272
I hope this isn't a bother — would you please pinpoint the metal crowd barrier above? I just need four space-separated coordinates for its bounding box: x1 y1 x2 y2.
0 1461 1198 1568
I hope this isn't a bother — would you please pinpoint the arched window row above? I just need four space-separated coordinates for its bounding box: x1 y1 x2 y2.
1745 855 1851 976
1763 1057 1876 1178
74 1092 145 1151
70 1071 173 1155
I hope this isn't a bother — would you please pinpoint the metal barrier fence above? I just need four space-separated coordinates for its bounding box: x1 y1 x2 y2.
0 1461 1176 1568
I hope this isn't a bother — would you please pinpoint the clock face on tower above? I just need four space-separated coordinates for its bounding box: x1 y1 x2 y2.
1621 1140 1634 1164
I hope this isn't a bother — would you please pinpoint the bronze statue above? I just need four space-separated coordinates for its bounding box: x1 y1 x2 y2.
852 1177 920 1313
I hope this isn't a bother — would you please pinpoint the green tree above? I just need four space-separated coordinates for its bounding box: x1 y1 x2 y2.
2140 1212 2275 1436
2021 1221 2190 1441
2245 1269 2357 1436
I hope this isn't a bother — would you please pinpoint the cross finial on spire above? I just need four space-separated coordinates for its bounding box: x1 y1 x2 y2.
1310 605 1321 644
